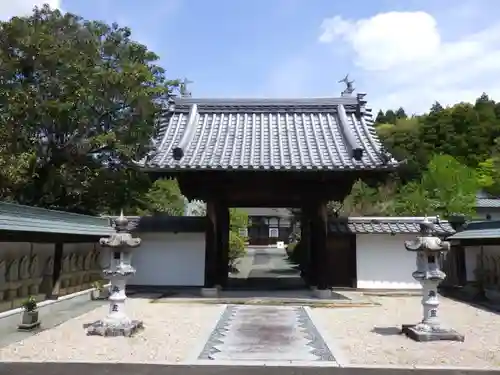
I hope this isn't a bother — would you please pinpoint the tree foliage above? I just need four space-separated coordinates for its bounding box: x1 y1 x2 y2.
0 5 178 213
342 93 500 218
392 155 478 217
138 178 185 216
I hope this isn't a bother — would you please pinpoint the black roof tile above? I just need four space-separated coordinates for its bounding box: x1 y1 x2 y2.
148 94 398 171
328 217 455 235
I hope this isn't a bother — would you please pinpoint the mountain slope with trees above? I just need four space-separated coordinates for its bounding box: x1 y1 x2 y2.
332 93 500 218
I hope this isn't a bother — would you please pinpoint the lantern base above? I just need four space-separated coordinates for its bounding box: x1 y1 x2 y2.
402 324 464 342
86 319 144 337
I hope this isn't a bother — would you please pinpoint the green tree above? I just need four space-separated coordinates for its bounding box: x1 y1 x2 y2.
377 117 427 181
477 157 500 195
0 5 178 213
329 179 397 216
393 182 435 216
228 208 249 267
394 154 478 217
395 107 407 120
375 110 387 125
138 178 185 216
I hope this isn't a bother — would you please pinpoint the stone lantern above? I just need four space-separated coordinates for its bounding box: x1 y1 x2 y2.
402 216 464 342
87 212 143 337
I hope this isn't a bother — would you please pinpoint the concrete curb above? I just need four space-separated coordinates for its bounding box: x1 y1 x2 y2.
1 361 499 374
184 359 343 367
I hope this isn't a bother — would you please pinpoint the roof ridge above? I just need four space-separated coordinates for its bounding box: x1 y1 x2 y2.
339 216 445 223
174 97 359 106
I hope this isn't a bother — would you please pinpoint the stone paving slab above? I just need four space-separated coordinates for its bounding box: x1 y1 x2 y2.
198 305 337 363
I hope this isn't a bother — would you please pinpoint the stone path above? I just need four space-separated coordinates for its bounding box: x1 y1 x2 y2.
229 247 306 290
198 305 337 363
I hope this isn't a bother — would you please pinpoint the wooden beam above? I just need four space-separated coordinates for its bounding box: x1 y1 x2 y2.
458 238 500 246
176 170 362 205
0 231 104 243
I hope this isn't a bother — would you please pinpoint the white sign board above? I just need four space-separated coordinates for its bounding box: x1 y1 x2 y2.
239 228 248 237
269 227 279 238
276 241 285 249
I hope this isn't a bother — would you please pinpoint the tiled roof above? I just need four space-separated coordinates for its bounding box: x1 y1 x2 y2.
328 217 455 235
0 202 114 236
148 95 398 171
476 198 500 208
447 220 500 241
243 208 292 217
475 190 500 208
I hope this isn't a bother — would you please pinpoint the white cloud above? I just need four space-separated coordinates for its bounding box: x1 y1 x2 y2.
319 10 500 113
0 0 61 20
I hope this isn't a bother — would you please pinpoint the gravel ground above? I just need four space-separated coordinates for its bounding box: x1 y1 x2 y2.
0 299 225 363
309 296 500 368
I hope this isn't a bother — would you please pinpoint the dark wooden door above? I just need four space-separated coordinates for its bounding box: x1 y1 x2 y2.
326 235 357 287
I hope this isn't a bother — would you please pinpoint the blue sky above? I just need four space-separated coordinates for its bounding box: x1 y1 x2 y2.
2 0 500 113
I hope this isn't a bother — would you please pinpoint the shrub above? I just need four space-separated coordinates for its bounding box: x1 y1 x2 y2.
286 242 297 258
21 296 37 312
229 231 246 266
287 241 309 270
92 280 104 291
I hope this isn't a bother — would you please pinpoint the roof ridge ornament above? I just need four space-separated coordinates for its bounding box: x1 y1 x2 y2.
180 78 193 98
338 74 355 97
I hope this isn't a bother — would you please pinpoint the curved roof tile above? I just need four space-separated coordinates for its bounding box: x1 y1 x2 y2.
149 96 398 171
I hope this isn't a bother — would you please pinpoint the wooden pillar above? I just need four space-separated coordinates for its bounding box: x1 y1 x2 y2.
216 203 230 288
455 245 467 286
300 204 315 287
49 242 64 299
204 201 218 288
311 200 329 290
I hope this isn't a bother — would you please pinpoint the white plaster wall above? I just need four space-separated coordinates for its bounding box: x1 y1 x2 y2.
464 245 500 281
356 234 421 289
129 232 205 287
476 208 500 220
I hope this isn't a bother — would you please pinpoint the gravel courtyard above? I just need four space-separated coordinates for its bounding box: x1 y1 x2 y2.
0 298 225 363
310 296 500 368
1 295 500 368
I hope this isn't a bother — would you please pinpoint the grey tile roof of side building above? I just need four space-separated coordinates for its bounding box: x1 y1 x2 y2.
0 201 115 236
328 217 455 235
148 95 399 171
447 219 500 240
475 190 500 208
476 198 500 208
243 208 292 217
